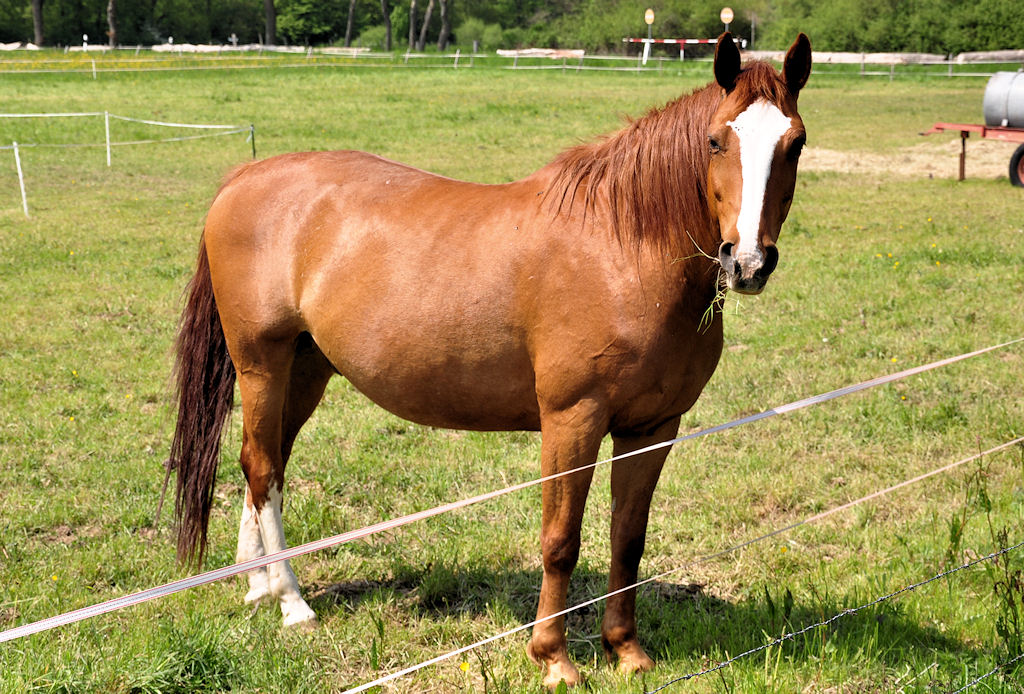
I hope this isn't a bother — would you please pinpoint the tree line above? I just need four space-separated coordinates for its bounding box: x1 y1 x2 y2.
4 0 1022 54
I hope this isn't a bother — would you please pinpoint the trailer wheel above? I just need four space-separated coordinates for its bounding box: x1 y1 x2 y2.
1011 143 1024 188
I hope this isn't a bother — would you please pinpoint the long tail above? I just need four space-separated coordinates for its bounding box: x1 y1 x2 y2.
169 238 236 568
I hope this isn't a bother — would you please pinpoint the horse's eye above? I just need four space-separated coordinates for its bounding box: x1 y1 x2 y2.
787 136 806 162
708 136 721 155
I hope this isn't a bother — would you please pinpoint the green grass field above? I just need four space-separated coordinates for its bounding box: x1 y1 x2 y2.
1 56 1023 692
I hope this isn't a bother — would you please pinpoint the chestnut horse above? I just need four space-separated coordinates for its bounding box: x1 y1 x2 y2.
171 33 811 688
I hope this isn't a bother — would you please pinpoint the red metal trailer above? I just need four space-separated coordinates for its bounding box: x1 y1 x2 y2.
922 122 1024 187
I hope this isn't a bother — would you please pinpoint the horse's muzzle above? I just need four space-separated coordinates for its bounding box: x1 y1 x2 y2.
719 242 778 295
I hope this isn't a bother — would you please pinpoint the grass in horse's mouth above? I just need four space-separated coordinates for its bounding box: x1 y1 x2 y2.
674 236 733 334
698 269 733 334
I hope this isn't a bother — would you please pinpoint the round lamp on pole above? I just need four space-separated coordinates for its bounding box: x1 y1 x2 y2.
720 7 734 32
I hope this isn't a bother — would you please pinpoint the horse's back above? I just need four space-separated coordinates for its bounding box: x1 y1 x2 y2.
204 150 525 313
202 150 549 429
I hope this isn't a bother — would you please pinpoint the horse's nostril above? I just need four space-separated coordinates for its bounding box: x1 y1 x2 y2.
759 246 779 277
718 242 735 269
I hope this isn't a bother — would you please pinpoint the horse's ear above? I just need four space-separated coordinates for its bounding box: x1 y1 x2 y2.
783 33 812 96
714 32 741 92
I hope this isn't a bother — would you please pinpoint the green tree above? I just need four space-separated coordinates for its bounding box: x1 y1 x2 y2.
277 0 344 44
947 0 1024 52
1 0 1020 51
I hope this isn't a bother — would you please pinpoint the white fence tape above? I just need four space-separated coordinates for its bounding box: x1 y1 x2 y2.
0 337 1020 645
105 113 247 129
2 111 252 215
0 112 104 118
343 438 1024 694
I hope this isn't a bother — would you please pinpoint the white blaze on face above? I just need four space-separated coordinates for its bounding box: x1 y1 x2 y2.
727 99 793 269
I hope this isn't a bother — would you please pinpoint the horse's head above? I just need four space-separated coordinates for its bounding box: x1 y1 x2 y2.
706 33 811 295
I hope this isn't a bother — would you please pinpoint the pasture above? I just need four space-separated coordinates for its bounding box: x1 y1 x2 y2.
1 56 1023 692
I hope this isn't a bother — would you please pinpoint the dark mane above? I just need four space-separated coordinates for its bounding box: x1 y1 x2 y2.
548 60 789 256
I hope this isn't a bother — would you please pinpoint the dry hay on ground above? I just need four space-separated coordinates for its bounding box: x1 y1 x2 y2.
802 137 1020 182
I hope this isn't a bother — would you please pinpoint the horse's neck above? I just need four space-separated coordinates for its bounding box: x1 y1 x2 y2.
544 83 721 263
637 241 724 324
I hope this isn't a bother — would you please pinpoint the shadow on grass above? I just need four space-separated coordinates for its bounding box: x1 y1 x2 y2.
304 560 978 678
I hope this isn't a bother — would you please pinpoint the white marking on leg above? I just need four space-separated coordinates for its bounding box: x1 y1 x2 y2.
236 485 271 605
727 100 792 269
254 484 318 627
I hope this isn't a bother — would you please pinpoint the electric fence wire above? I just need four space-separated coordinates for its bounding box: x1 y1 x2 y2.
948 651 1024 693
340 437 1024 693
0 128 250 149
645 540 1024 693
0 111 249 151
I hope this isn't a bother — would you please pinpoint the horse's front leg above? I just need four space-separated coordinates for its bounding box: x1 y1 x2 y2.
527 402 608 689
602 416 680 675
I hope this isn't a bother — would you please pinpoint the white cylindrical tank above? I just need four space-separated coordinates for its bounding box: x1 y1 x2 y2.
983 71 1024 128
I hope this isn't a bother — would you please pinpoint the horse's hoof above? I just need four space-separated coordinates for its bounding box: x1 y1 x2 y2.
614 642 655 676
280 600 318 629
526 641 581 690
542 661 581 690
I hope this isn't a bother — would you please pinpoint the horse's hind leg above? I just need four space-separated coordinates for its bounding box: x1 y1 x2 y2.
601 416 680 675
236 484 272 605
234 334 333 627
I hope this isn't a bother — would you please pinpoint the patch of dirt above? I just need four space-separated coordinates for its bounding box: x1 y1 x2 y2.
802 138 1020 182
647 581 708 602
50 524 77 544
27 523 104 548
136 527 160 541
